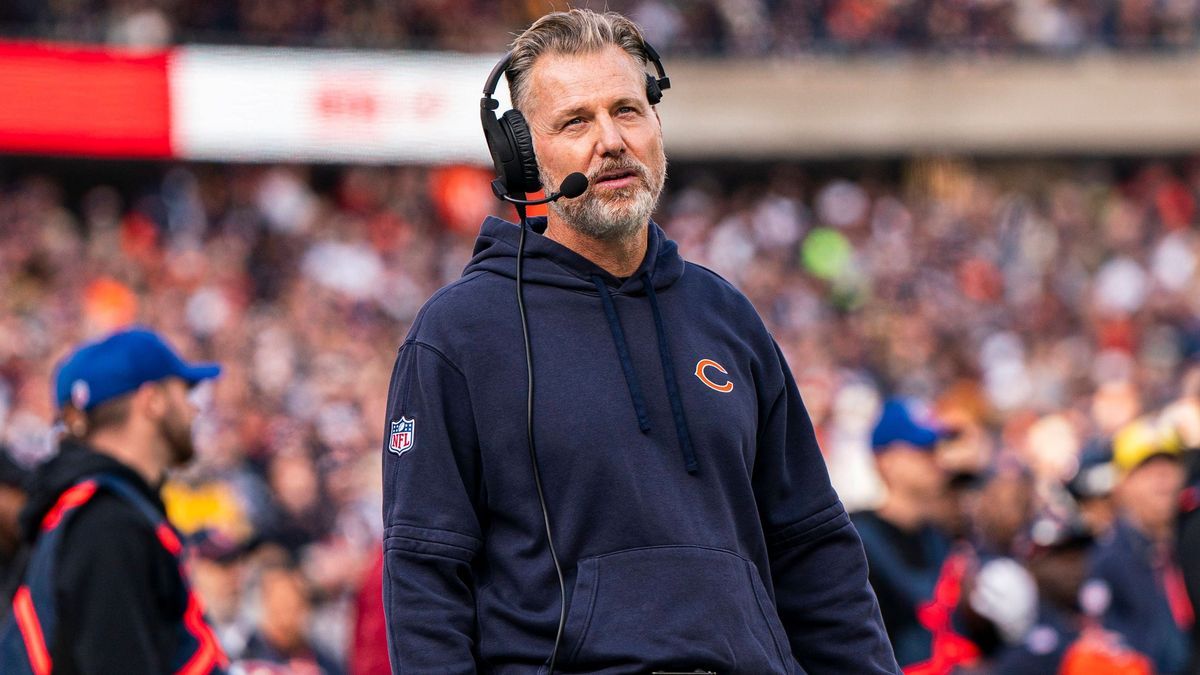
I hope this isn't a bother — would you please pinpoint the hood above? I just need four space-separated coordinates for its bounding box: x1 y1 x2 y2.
462 216 700 474
463 216 685 294
19 440 159 542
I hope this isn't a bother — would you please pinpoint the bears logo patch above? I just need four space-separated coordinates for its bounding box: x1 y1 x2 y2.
389 417 415 457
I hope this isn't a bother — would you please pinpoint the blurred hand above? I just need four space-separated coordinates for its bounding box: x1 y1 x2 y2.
969 557 1038 644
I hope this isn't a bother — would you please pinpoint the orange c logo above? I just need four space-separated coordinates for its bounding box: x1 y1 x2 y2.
695 359 733 393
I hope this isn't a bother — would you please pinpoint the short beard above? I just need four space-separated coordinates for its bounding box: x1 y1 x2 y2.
160 405 196 467
541 156 666 243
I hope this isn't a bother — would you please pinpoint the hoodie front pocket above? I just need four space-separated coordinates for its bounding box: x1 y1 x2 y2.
561 545 793 673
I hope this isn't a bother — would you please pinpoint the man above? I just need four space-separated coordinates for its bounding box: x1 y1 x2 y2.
994 512 1150 675
239 561 344 675
382 8 897 674
1159 371 1200 674
0 328 227 673
1089 417 1193 674
850 399 957 668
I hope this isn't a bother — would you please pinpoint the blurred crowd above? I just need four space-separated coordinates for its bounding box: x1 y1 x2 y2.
3 0 1200 55
1 153 1200 672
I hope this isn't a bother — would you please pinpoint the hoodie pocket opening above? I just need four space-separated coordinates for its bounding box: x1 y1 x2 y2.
563 559 600 663
746 561 791 667
559 544 792 673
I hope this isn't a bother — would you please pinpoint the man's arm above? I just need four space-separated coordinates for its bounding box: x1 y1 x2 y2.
382 340 483 672
57 496 171 674
753 341 900 674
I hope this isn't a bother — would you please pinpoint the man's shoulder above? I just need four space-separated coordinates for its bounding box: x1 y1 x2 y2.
678 261 764 319
849 510 888 537
53 490 173 599
681 260 741 294
405 270 511 344
60 490 158 549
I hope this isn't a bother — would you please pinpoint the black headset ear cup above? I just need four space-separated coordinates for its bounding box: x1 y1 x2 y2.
501 109 542 194
645 73 662 105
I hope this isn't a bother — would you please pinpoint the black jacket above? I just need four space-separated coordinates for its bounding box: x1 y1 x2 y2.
18 441 185 674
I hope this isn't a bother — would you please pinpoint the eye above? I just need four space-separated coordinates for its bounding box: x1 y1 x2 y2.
617 105 638 116
563 117 585 129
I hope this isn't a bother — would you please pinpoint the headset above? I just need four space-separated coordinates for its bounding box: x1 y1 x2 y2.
479 40 670 674
480 41 670 200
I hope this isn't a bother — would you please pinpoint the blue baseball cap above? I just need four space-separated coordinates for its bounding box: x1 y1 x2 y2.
871 399 947 452
54 328 221 412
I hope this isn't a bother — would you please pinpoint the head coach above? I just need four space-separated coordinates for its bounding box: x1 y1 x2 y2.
381 8 899 673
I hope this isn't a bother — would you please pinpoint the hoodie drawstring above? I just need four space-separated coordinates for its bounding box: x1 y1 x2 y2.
592 276 652 434
589 274 699 475
643 274 698 474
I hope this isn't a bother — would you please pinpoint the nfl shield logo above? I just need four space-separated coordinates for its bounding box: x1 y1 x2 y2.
389 417 415 457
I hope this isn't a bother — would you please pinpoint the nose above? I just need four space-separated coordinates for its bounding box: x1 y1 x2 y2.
593 113 625 159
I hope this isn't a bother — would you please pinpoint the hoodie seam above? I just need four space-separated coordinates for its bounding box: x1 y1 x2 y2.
401 339 467 379
388 341 482 525
404 271 491 344
766 501 849 551
757 384 788 446
686 261 738 290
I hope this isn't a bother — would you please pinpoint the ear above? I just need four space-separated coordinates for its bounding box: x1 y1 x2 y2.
134 382 167 420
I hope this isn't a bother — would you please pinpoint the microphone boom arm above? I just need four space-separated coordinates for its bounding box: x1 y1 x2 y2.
494 173 589 206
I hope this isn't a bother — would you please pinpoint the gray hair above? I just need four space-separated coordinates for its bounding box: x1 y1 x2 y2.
506 9 650 112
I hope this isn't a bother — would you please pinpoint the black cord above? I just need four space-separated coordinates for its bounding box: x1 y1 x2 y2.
515 203 567 673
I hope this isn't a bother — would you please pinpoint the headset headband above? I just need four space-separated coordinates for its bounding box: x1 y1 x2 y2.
481 42 670 100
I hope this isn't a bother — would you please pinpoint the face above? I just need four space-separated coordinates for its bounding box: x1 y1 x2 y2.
1118 456 1184 533
523 45 667 241
878 445 945 505
976 472 1034 552
1078 495 1116 537
259 567 311 651
1028 548 1090 610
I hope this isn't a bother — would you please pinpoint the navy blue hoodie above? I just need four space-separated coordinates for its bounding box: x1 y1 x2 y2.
382 216 898 674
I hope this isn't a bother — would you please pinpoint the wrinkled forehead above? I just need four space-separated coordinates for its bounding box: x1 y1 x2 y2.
524 46 647 112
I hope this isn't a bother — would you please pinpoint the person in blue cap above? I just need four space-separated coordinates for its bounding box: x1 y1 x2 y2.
0 327 229 674
851 399 956 669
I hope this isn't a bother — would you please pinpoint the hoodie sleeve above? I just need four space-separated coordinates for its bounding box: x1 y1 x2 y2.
382 340 483 673
753 341 900 674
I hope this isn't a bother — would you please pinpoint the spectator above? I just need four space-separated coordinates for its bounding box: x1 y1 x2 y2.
851 399 952 668
239 559 345 675
1090 417 1192 673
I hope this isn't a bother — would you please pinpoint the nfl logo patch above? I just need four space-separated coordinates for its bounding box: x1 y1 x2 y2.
389 417 415 457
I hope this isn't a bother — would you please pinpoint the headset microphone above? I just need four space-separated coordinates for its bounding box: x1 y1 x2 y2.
494 172 589 206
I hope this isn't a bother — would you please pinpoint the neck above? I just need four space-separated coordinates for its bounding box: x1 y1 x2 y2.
876 491 925 532
543 212 649 278
1125 510 1172 544
86 430 165 486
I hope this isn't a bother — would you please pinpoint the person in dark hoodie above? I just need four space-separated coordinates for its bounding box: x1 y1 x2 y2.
381 8 898 674
0 328 228 674
1089 417 1193 674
